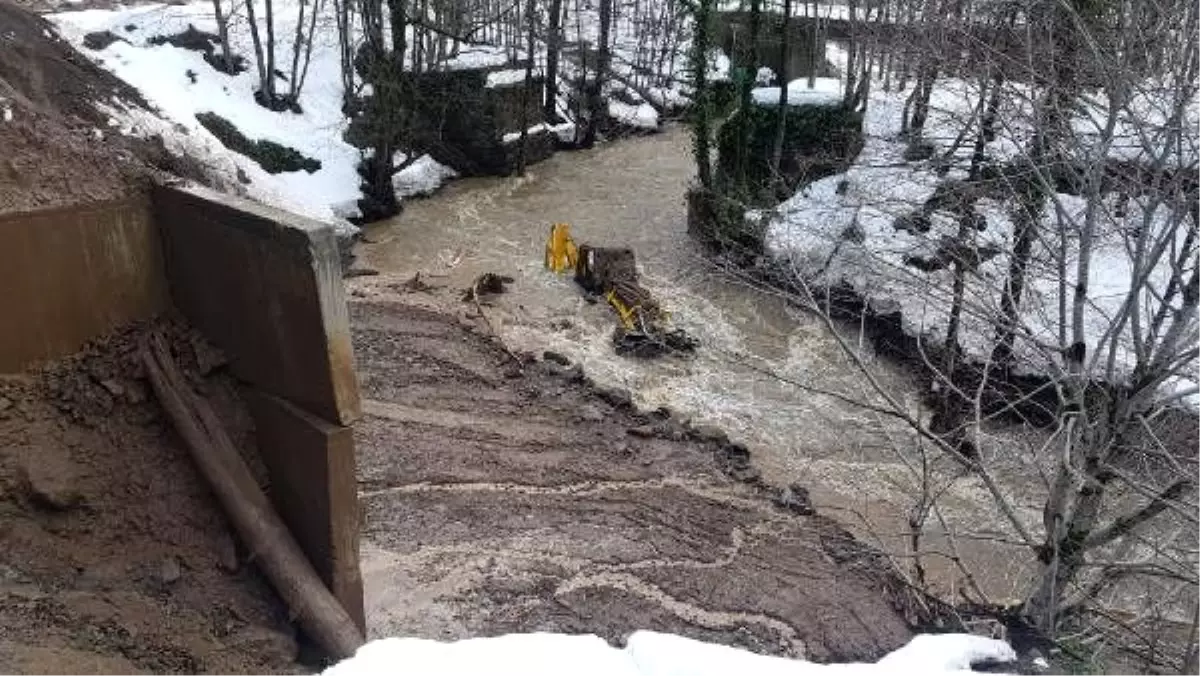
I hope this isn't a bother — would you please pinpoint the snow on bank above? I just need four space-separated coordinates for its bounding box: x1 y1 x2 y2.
609 99 660 129
486 67 536 88
752 77 842 107
764 45 1198 395
394 154 459 198
324 631 1017 676
49 1 456 227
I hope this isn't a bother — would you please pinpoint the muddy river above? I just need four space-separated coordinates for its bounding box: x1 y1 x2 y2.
353 126 1038 601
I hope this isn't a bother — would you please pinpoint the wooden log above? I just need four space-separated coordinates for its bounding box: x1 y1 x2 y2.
140 332 365 660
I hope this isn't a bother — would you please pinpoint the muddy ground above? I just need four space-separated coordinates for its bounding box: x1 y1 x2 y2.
0 0 212 213
0 319 303 674
350 295 921 663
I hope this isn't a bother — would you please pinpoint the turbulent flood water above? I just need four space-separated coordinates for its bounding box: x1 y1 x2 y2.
355 126 1034 599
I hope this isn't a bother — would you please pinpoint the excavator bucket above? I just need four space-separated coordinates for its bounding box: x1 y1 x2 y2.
544 223 578 274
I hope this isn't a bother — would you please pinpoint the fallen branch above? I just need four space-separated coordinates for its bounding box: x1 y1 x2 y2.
140 333 364 659
465 273 523 368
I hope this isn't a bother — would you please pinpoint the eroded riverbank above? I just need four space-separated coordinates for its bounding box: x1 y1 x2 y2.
347 299 916 658
350 126 1047 605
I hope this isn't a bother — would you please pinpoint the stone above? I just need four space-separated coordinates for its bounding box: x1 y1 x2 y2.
18 448 83 511
0 397 12 411
82 30 125 50
776 483 814 516
730 466 762 483
691 425 724 446
230 624 298 664
344 266 380 279
216 534 240 573
594 385 633 409
190 334 228 376
99 379 125 398
542 350 571 366
159 557 182 585
123 382 147 405
626 425 657 439
577 405 605 423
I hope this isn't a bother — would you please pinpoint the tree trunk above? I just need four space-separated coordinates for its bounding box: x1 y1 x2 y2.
388 0 408 64
335 0 355 108
212 0 235 70
770 0 792 188
843 0 857 105
294 0 322 97
582 0 613 147
807 0 818 88
289 0 322 101
688 0 715 189
265 0 278 103
733 0 761 191
141 334 365 660
245 0 271 100
544 0 564 122
516 0 538 175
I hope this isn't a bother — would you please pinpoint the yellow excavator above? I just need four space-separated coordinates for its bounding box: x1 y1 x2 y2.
544 223 696 357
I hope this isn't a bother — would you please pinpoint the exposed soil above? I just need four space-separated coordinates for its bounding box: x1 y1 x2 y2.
0 318 302 674
351 295 921 663
0 0 208 213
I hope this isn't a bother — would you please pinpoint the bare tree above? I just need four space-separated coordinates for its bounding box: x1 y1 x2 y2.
714 0 1200 665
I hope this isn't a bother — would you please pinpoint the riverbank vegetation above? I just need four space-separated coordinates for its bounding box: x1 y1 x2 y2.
682 0 1198 669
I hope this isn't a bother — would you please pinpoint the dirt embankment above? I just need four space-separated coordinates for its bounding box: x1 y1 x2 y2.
0 0 206 212
350 294 923 663
0 318 302 674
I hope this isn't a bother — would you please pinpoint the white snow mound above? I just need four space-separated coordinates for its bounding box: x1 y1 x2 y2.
322 631 1017 676
752 77 843 107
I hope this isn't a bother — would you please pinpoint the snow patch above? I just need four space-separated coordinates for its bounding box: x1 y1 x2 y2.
440 46 511 71
486 67 533 88
323 631 1017 676
763 65 1198 395
50 2 363 224
752 77 842 108
609 99 659 129
393 154 458 198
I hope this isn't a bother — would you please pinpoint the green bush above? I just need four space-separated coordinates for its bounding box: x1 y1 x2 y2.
716 101 863 202
195 111 320 174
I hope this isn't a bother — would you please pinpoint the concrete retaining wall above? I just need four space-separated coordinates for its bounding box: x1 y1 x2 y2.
0 197 168 372
153 183 365 633
0 186 366 636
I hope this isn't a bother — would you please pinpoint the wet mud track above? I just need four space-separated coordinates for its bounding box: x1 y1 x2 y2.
351 299 913 662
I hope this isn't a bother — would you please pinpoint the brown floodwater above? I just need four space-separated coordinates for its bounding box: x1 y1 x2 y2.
355 126 1042 601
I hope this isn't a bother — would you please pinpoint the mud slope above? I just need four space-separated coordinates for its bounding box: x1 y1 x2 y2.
352 299 914 663
0 319 301 674
0 0 206 212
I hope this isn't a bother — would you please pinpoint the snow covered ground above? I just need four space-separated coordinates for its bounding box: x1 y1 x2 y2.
46 0 694 227
48 1 459 231
751 77 842 107
762 44 1199 397
323 631 1018 676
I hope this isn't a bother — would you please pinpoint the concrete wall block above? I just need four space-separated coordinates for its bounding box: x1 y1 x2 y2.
152 184 361 425
243 386 366 634
0 197 168 373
